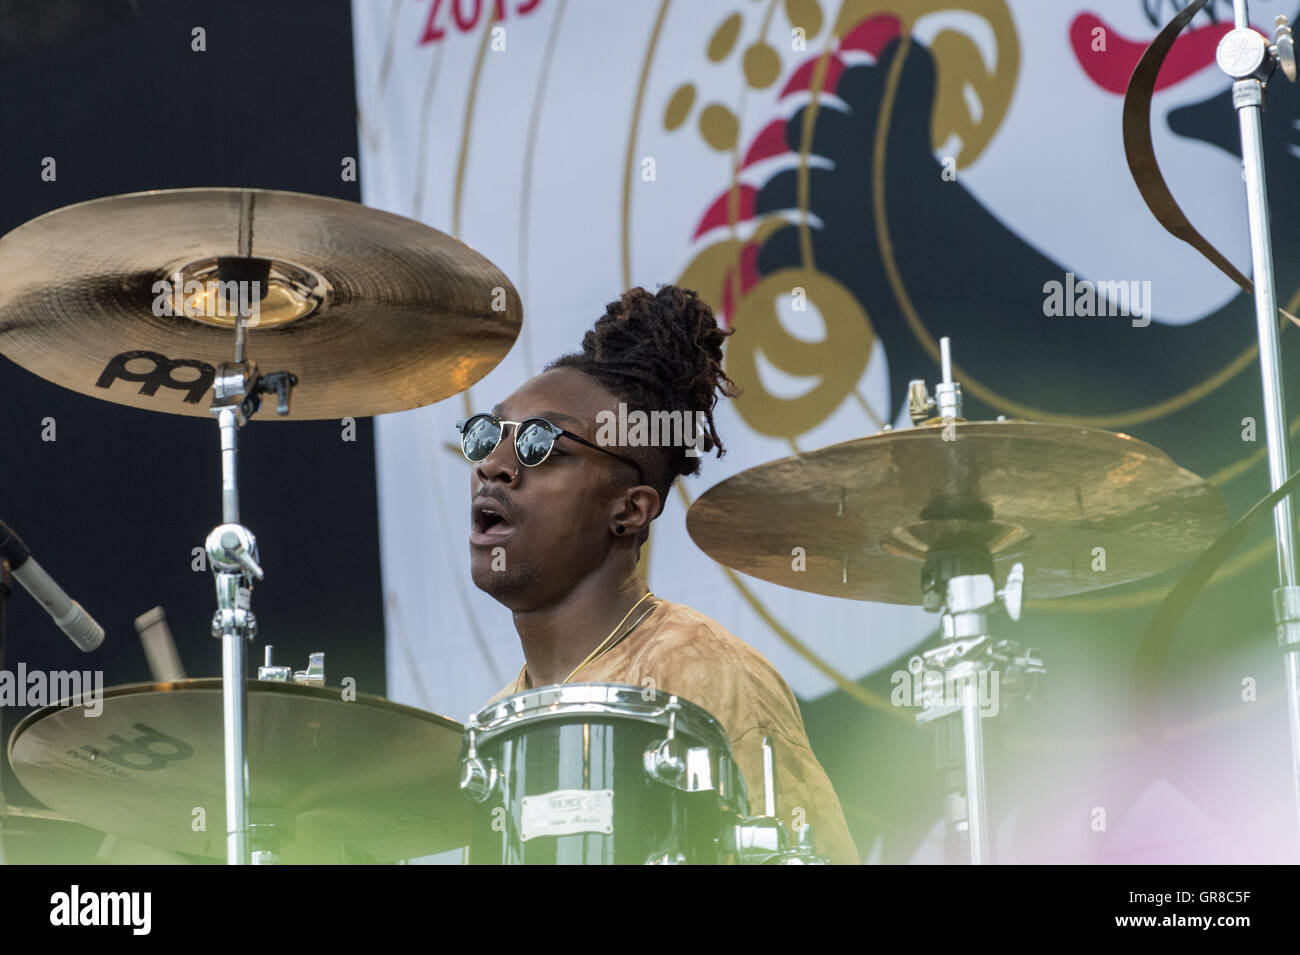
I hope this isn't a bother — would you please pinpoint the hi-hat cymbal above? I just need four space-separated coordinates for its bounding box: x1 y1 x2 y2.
8 680 469 862
686 420 1227 605
0 188 521 419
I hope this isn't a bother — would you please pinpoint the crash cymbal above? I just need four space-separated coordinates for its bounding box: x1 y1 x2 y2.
686 420 1227 605
8 680 469 862
0 188 521 419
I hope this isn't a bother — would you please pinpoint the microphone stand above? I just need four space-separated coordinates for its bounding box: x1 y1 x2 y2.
1216 0 1300 850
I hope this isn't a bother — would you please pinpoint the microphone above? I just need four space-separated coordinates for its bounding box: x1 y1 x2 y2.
0 518 104 653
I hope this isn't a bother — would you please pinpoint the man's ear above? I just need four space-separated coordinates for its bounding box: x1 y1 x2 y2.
611 485 660 539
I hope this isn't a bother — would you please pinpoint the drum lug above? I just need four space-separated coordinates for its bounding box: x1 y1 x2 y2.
644 741 717 792
642 697 717 792
459 756 498 803
643 737 688 787
644 696 686 786
458 716 499 803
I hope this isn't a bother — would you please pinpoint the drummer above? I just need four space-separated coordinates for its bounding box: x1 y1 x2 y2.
462 284 859 864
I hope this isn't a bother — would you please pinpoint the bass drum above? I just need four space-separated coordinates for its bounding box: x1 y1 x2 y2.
459 683 748 864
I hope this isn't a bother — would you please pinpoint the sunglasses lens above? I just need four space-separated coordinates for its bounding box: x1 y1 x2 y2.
515 420 556 466
461 415 502 461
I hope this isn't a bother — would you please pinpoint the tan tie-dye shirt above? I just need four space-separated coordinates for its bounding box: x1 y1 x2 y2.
486 599 859 864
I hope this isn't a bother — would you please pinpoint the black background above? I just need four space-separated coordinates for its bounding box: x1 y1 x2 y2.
0 0 385 828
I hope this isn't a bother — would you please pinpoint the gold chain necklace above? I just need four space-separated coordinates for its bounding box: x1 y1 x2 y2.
516 592 658 690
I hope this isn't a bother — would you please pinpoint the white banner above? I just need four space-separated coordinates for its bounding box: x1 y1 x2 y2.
353 0 1257 725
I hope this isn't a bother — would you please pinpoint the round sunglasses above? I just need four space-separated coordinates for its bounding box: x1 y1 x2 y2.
456 413 644 483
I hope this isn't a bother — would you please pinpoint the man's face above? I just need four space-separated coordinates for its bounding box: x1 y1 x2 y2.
466 367 638 610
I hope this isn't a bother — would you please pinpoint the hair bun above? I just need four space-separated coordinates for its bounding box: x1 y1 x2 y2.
550 284 738 493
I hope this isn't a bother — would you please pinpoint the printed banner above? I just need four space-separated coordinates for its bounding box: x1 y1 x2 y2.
355 0 1300 861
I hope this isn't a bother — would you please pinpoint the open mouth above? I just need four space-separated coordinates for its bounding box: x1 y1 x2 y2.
471 502 517 545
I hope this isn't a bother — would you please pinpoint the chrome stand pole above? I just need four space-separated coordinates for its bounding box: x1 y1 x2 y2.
206 366 270 865
209 400 260 866
959 669 989 864
220 606 248 865
1219 0 1300 850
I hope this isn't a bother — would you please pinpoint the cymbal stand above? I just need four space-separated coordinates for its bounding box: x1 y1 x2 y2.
911 557 1041 864
1216 0 1300 852
906 340 1043 864
204 310 297 865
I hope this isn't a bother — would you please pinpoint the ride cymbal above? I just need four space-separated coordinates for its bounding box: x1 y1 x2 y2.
0 188 521 419
686 420 1227 605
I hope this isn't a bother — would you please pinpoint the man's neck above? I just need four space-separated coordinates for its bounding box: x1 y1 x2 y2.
513 570 650 687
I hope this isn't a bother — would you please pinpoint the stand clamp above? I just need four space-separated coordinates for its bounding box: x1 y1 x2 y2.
206 524 261 640
911 634 1046 725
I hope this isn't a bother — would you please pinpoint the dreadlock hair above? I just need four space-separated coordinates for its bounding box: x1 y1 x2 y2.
547 285 739 531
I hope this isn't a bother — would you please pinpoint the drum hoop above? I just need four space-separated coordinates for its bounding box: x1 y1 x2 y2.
470 682 732 751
